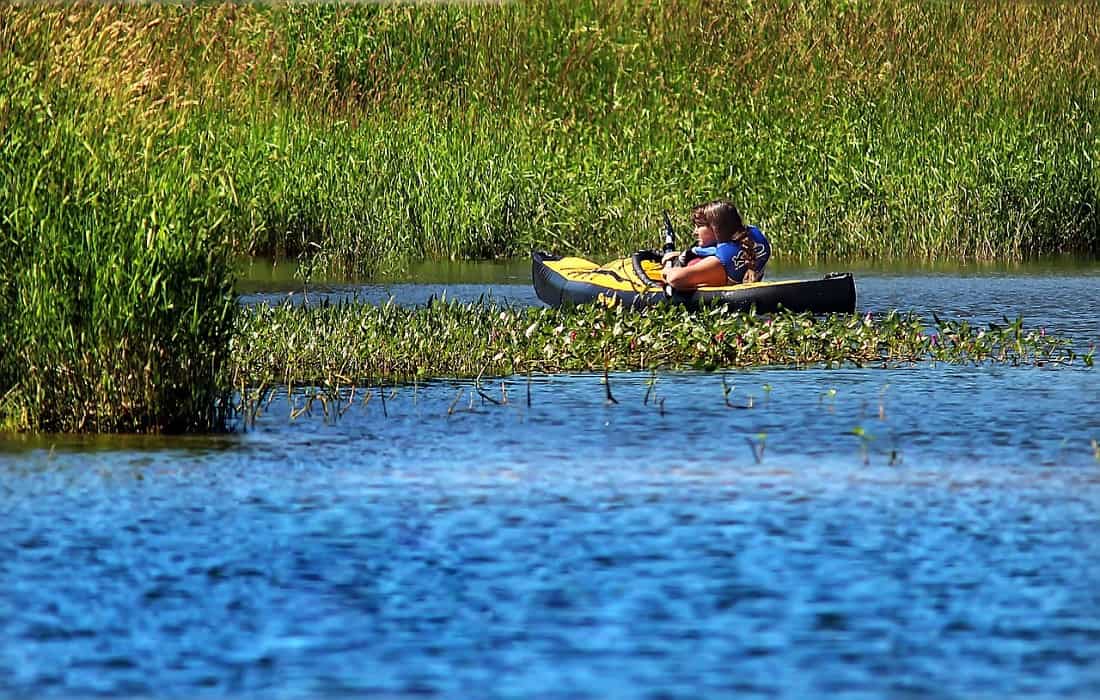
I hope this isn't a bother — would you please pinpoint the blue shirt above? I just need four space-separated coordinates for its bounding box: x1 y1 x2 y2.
691 226 771 283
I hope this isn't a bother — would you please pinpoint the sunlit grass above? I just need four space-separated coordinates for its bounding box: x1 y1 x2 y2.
3 2 1097 271
0 62 238 432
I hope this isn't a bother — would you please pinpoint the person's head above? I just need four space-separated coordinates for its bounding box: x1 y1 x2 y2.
691 200 746 246
691 199 758 279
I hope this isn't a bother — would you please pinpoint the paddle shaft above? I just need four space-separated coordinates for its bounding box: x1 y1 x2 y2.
662 210 676 253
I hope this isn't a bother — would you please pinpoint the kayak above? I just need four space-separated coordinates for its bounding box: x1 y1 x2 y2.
532 250 856 313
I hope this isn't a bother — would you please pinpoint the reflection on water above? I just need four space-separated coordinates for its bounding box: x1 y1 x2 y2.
236 256 533 294
3 364 1100 697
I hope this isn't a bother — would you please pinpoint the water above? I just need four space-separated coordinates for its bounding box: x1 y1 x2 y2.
3 262 1100 698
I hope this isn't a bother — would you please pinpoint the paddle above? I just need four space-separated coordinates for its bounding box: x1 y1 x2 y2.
630 211 675 289
631 210 686 295
659 210 683 297
662 210 676 254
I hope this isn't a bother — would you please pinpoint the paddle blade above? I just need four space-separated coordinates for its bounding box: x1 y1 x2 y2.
662 210 676 252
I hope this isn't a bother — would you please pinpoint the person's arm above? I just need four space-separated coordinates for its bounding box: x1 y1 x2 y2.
662 256 728 290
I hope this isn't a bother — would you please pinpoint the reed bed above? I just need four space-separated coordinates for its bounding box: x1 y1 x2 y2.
0 52 238 433
3 2 1097 273
231 301 1088 390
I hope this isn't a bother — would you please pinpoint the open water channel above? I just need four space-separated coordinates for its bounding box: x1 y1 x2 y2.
2 260 1099 697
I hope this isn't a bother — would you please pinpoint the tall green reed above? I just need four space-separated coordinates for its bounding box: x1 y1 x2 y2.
0 63 237 432
5 1 1097 277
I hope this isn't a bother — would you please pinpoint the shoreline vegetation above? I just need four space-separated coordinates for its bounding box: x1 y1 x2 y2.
2 2 1098 433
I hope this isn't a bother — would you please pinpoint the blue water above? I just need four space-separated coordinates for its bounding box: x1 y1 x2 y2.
3 269 1100 698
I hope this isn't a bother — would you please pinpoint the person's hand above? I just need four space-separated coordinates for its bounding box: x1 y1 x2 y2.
676 247 699 267
661 251 681 266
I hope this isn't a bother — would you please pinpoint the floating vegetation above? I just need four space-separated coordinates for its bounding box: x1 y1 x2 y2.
230 300 1091 390
747 433 767 465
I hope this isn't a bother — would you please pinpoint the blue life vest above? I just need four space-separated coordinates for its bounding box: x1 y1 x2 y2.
691 226 771 282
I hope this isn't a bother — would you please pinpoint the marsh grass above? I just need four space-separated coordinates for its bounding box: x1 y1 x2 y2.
0 58 238 432
4 2 1098 274
230 300 1086 391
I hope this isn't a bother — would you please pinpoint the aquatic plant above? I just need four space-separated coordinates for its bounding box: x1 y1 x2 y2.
0 52 238 432
747 433 767 465
230 300 1085 391
851 426 874 466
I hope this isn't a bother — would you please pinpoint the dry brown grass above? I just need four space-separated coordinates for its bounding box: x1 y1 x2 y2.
1 5 278 118
4 1 1095 119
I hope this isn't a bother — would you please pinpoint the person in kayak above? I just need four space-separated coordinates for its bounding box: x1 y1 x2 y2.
661 200 771 290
